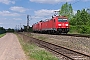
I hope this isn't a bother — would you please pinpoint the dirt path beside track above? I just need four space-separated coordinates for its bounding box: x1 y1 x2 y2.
0 33 27 60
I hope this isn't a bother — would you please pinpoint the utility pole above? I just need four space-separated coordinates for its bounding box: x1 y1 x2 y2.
18 25 19 32
20 23 21 32
27 15 29 32
16 25 17 32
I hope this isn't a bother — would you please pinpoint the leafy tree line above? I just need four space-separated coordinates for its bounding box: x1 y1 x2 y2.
70 9 90 25
70 9 90 34
59 2 90 34
6 28 14 32
0 27 6 34
0 27 15 34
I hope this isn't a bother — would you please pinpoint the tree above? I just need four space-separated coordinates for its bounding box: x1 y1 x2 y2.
59 2 73 19
0 27 6 34
70 9 90 34
81 9 89 25
7 28 14 32
75 10 82 25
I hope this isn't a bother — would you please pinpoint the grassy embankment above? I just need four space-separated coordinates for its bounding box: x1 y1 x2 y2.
17 34 59 60
0 33 6 38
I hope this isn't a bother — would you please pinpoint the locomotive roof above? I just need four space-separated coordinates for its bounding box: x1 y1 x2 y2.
56 16 68 19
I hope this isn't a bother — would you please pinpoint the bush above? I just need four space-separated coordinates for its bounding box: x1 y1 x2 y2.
72 25 90 34
69 25 90 34
69 25 78 33
85 26 90 34
0 30 6 34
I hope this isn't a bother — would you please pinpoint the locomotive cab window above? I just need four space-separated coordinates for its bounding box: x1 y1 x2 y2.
58 18 67 22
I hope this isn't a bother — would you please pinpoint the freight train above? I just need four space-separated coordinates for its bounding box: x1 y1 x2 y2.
32 16 69 34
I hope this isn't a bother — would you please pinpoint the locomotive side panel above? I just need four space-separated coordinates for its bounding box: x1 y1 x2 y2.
48 19 53 30
38 22 42 32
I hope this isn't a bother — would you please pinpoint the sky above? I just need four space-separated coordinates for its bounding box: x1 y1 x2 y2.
0 0 90 29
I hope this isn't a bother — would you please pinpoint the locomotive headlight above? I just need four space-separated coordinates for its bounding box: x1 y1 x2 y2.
66 24 68 26
58 24 61 26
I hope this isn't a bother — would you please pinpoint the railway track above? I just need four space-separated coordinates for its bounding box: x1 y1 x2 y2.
19 33 90 60
31 32 90 38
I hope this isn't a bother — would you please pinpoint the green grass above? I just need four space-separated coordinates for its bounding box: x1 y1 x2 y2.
0 33 5 38
17 34 59 60
37 36 47 40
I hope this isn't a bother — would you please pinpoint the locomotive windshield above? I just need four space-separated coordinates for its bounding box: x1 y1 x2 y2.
58 18 67 22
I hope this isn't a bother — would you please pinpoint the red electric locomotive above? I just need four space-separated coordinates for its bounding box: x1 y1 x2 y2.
32 16 69 34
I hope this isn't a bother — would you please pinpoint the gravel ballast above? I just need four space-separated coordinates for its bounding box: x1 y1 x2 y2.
31 33 90 55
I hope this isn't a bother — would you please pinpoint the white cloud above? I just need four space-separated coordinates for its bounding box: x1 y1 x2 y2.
30 0 90 4
0 0 15 4
0 11 20 16
83 0 90 2
10 6 29 13
32 9 60 22
13 18 22 20
73 10 77 15
0 23 3 24
30 0 73 4
35 9 59 17
0 18 7 20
